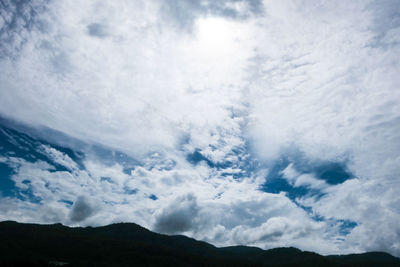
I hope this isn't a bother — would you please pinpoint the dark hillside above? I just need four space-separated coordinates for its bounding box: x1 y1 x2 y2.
0 221 399 267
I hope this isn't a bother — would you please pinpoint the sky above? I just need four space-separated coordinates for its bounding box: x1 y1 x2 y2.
0 0 400 257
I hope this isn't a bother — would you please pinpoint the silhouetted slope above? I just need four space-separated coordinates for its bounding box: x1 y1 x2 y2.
328 252 400 267
0 221 399 267
217 246 333 266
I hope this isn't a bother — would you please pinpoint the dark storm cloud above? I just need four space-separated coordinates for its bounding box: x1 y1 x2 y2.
154 194 198 234
70 196 95 222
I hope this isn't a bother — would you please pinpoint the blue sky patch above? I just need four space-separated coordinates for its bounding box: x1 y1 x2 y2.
124 187 138 195
261 153 353 206
186 149 215 167
59 199 73 206
149 194 158 200
0 162 15 197
337 220 358 235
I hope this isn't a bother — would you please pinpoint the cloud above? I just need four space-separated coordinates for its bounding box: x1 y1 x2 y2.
298 178 400 256
0 0 254 162
0 140 340 254
231 216 323 245
70 196 95 222
87 23 110 38
160 0 263 31
246 2 399 158
38 144 79 171
281 163 328 190
154 193 198 234
0 0 48 58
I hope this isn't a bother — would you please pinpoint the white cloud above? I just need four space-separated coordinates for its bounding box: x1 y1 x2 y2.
281 163 328 190
0 147 341 255
0 0 253 162
38 145 79 171
298 178 400 256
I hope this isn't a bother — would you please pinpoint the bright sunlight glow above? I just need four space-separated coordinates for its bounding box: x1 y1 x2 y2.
195 17 235 51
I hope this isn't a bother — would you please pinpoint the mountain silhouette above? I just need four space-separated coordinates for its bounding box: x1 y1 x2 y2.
1 221 399 267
